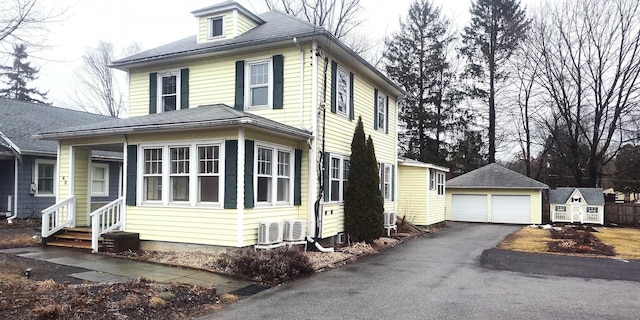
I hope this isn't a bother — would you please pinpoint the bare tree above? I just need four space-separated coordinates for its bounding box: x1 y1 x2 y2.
72 41 140 118
264 0 369 54
531 0 640 187
0 0 63 54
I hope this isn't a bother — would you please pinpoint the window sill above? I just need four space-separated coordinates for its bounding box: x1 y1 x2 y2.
35 194 55 198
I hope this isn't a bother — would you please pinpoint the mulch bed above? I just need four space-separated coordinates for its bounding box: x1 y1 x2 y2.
548 226 616 256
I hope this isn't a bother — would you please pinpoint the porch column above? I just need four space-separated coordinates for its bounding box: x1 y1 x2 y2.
72 146 91 227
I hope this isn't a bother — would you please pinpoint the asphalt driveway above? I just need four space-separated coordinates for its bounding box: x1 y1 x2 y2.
203 222 640 320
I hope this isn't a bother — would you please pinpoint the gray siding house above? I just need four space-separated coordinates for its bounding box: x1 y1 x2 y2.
0 99 121 219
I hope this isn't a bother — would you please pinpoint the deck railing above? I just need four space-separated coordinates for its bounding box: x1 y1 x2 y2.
41 196 76 238
90 196 124 252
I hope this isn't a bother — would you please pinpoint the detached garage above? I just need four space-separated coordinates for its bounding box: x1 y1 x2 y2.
446 163 548 224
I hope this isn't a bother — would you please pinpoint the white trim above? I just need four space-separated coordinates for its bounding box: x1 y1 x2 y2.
138 140 224 208
335 66 350 117
207 15 225 39
90 162 110 197
233 9 238 37
244 58 273 109
237 128 245 247
34 159 57 197
156 70 182 113
254 142 294 207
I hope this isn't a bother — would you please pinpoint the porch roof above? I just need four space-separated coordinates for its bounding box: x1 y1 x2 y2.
35 104 313 140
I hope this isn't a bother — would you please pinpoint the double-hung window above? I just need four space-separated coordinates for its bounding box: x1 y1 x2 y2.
143 148 163 201
256 145 293 205
376 91 388 131
246 59 271 108
91 163 109 197
159 71 180 112
140 143 223 206
207 16 224 38
329 155 349 203
170 147 189 202
198 145 220 203
34 159 55 196
436 172 445 196
380 163 392 201
336 67 350 116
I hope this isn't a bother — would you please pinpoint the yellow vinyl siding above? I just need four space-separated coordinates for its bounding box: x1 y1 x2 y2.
398 166 427 225
445 188 542 224
427 187 446 225
241 206 305 246
128 46 314 131
73 147 90 226
57 143 71 201
236 11 258 34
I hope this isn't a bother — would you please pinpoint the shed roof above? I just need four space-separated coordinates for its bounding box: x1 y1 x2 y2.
549 187 605 205
0 98 114 156
36 104 312 140
398 157 450 172
447 163 548 189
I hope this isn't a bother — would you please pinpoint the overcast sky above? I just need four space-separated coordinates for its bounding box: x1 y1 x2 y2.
30 0 477 108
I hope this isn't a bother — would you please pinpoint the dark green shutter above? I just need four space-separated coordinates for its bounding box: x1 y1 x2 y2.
323 152 330 201
224 140 238 209
180 68 189 109
294 149 302 205
385 94 389 134
149 73 157 114
349 72 354 120
244 140 255 208
330 61 337 113
234 60 245 111
373 89 379 130
273 55 284 109
126 145 137 206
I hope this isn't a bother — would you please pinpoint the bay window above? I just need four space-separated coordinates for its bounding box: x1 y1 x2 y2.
256 145 293 205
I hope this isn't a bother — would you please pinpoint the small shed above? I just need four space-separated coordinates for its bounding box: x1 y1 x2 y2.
445 163 548 224
549 187 605 225
397 158 450 226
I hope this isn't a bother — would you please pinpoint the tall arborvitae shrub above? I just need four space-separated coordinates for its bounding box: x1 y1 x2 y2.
344 117 384 243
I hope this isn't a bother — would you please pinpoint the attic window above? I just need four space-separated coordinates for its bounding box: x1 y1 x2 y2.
208 16 224 38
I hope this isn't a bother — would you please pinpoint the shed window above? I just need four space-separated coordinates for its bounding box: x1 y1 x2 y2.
555 205 566 212
586 206 598 213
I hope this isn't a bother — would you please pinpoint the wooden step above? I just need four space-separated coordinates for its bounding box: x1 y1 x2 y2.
62 227 92 233
46 239 102 250
54 232 93 241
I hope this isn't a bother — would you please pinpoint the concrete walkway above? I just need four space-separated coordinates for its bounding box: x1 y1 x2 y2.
0 246 252 295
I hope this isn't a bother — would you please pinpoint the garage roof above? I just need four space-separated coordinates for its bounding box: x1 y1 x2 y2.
447 163 548 189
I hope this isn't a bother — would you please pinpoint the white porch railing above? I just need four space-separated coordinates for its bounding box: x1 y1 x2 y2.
42 196 76 238
90 196 124 252
552 210 603 225
552 211 570 223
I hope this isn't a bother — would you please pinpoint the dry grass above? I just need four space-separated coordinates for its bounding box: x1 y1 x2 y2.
497 228 553 253
594 228 640 259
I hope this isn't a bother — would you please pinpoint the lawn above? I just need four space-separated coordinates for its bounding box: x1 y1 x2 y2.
497 226 640 259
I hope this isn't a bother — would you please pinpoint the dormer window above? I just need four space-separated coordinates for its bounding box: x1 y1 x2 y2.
208 16 224 38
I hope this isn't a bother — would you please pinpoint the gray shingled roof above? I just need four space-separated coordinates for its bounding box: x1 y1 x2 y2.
112 10 321 67
549 187 605 205
36 104 312 140
110 8 404 96
447 163 548 189
0 98 115 155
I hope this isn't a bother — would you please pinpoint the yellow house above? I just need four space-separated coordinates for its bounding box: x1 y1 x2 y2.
445 163 548 225
397 158 449 226
36 2 403 251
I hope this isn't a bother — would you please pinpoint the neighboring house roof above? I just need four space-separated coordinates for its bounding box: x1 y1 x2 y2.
110 8 404 96
398 157 450 172
549 187 605 205
447 163 548 189
36 104 313 140
0 98 115 156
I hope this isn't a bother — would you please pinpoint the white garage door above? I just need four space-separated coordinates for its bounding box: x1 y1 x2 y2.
451 194 488 222
491 195 531 224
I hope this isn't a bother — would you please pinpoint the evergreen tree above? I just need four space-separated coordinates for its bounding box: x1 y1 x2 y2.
460 0 529 163
344 117 384 243
384 0 462 165
0 44 49 104
449 130 487 175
